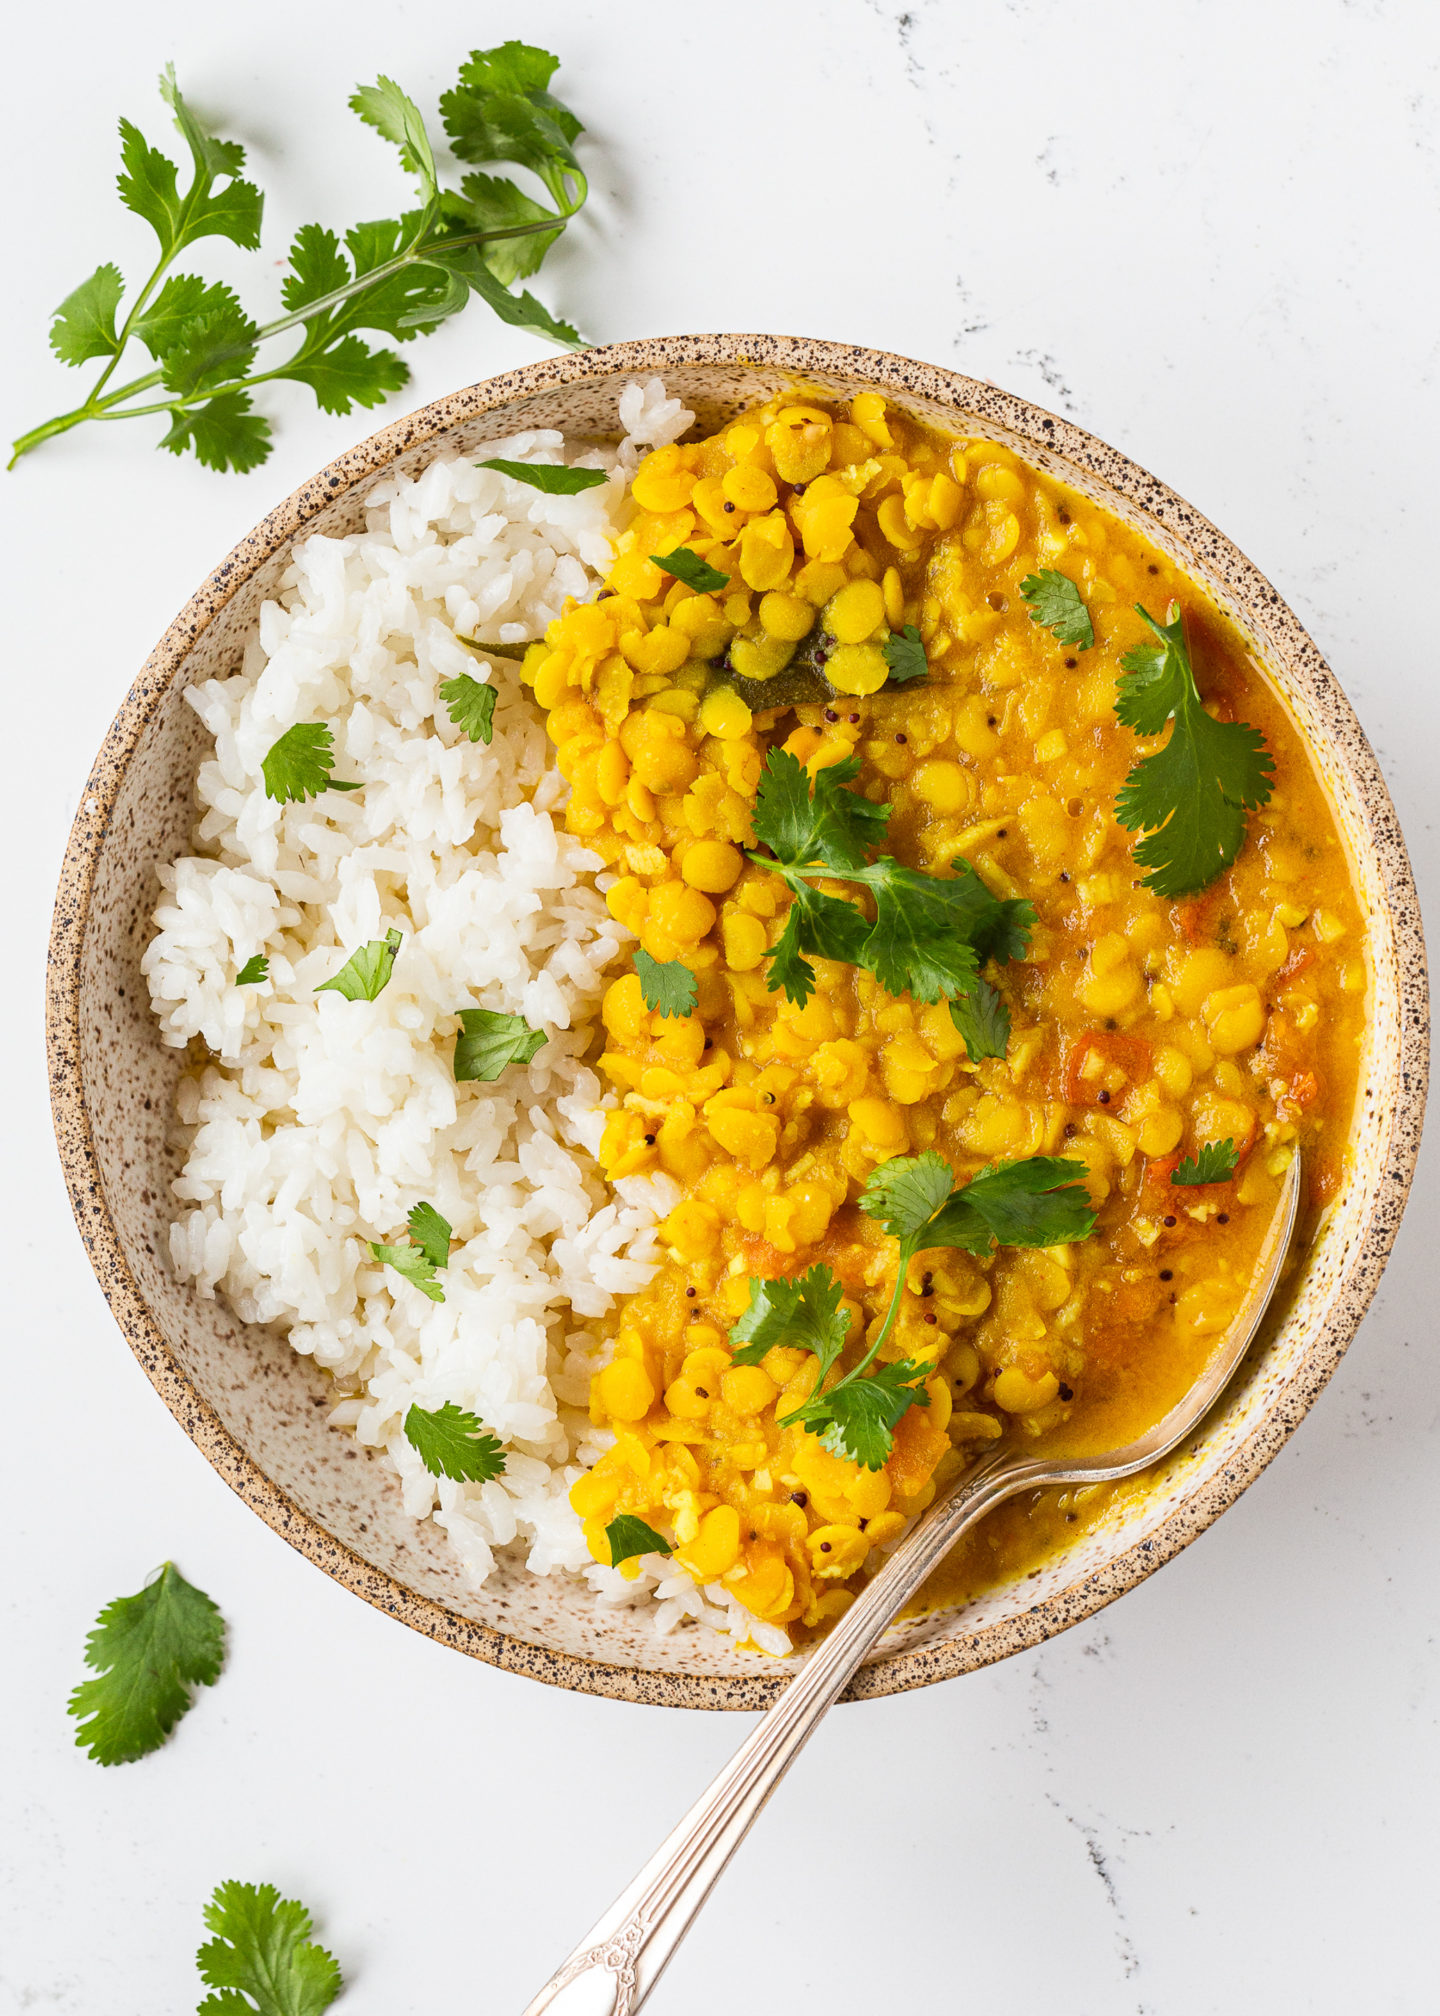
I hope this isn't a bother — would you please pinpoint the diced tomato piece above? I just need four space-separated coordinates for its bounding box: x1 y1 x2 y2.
1063 1029 1153 1104
1288 1069 1321 1110
1171 888 1222 945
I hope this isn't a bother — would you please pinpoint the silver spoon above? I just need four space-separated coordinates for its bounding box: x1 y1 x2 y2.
524 1151 1302 2016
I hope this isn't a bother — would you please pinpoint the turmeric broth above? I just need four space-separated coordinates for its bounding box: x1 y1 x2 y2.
522 392 1365 1647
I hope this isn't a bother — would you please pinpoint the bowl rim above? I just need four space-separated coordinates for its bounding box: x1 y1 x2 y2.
47 332 1430 1709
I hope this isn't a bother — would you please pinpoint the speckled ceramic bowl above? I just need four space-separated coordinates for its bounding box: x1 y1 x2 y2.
47 335 1429 1709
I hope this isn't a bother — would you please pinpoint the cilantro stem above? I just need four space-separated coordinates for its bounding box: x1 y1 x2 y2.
777 1243 912 1428
8 209 581 469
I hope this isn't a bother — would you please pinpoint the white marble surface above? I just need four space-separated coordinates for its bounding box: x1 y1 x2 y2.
2 1 1436 2009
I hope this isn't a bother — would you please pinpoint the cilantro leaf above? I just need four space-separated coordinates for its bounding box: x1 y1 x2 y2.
316 928 403 1002
260 723 362 803
132 274 242 360
1020 569 1094 649
404 1402 506 1482
158 67 264 250
949 977 1011 1061
276 332 408 415
651 547 729 594
921 1156 1097 1256
458 173 564 283
857 1150 957 1245
730 1266 850 1370
235 955 269 986
440 44 586 211
453 1007 547 1080
349 77 439 199
634 950 698 1019
452 41 579 128
861 860 984 1003
439 673 497 743
68 1563 224 1766
753 749 890 875
431 246 581 347
763 884 871 1008
195 1880 342 2016
749 752 1031 1010
158 390 273 473
1172 1139 1240 1186
605 1514 673 1568
159 300 259 396
406 1201 452 1268
49 265 125 366
798 1359 932 1470
882 624 929 683
479 456 608 494
860 1152 1096 1259
1113 603 1276 897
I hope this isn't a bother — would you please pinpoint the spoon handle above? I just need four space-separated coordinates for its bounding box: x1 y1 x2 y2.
520 1449 1024 2016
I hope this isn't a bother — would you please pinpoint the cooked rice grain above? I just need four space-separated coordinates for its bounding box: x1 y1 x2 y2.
145 381 713 1593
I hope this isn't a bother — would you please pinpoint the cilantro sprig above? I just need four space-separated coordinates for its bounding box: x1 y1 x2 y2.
195 1880 342 2016
235 954 269 986
404 1401 507 1482
1172 1139 1240 1186
13 46 589 472
1020 569 1094 649
732 1153 1095 1468
68 1562 225 1766
1114 603 1275 896
748 749 1033 1047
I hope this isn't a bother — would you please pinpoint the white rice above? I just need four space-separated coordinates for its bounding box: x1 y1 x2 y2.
144 377 790 1652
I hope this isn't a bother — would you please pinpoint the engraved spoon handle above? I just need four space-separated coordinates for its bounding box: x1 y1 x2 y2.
519 1448 1023 2016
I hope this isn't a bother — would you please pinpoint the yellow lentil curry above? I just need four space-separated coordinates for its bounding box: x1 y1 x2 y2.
521 390 1365 1646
